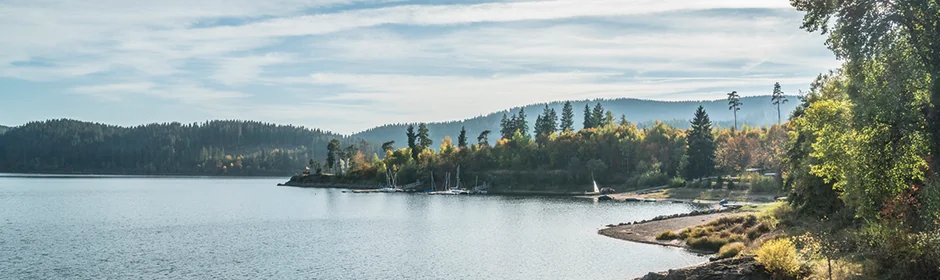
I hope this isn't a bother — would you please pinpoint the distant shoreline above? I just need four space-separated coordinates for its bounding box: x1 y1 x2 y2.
0 173 286 179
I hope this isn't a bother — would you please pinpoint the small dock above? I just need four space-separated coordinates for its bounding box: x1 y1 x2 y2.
351 189 381 193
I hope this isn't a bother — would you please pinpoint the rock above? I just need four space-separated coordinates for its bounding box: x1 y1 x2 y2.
634 257 771 280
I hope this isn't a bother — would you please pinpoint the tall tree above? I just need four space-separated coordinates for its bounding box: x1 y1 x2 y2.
418 123 432 150
792 0 940 175
771 82 788 124
685 106 716 180
603 110 615 127
591 103 605 128
326 139 341 172
535 105 558 146
457 126 468 149
582 104 595 129
500 113 515 140
619 114 629 126
515 108 529 138
381 141 395 153
477 130 491 147
406 124 418 161
560 101 575 132
727 91 742 133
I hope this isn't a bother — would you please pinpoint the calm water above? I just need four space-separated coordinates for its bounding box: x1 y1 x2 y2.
0 176 708 279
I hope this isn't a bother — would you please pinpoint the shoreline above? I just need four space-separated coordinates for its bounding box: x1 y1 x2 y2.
598 212 741 253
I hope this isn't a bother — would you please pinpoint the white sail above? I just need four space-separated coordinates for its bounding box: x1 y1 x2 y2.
593 180 600 194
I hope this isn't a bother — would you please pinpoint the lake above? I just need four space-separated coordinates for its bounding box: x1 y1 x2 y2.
0 176 708 279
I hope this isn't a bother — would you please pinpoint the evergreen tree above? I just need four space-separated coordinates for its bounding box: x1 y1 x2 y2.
727 91 742 133
515 108 528 138
619 114 629 126
418 123 432 150
583 104 595 129
684 106 716 180
534 115 544 136
326 139 341 172
603 110 615 127
457 126 468 149
592 103 605 128
382 141 395 152
500 113 511 140
406 124 418 161
560 101 575 132
771 82 788 124
477 130 491 147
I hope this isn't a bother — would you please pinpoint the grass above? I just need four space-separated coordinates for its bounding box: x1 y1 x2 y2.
740 201 785 212
648 187 781 203
657 203 785 253
656 230 679 240
718 242 746 259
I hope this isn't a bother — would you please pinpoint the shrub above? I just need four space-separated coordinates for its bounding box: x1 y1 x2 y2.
688 235 730 251
742 172 780 192
746 223 772 240
718 242 745 259
755 238 801 278
668 177 686 188
656 230 679 240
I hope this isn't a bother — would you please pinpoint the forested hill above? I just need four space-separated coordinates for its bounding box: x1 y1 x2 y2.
0 119 368 176
351 95 797 148
0 125 9 134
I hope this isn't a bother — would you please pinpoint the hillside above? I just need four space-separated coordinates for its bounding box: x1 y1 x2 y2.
0 119 366 175
0 125 9 135
351 96 797 147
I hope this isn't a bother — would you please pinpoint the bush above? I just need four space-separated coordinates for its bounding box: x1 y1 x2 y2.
755 238 801 278
718 242 745 259
688 235 730 251
742 173 780 192
633 171 669 188
668 177 686 188
656 230 679 240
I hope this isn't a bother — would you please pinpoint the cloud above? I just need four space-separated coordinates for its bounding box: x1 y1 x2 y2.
71 82 157 101
2 0 839 133
71 83 251 104
210 53 297 85
168 0 791 40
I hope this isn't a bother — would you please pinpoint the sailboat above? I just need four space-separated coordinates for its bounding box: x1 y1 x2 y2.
428 166 468 195
379 166 402 193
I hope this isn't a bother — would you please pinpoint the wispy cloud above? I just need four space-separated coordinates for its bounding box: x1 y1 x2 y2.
1 0 837 133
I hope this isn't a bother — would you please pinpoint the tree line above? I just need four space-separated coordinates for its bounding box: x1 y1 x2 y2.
312 96 790 193
0 119 355 175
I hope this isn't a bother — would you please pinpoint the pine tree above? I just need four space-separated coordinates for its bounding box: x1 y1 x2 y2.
326 138 341 172
381 141 395 152
560 101 574 132
499 113 512 140
582 104 595 129
477 130 491 147
457 126 468 149
771 82 788 124
603 110 615 127
727 91 742 133
619 114 629 126
515 108 528 138
685 106 716 180
406 124 418 161
548 108 558 131
418 123 432 149
592 103 605 128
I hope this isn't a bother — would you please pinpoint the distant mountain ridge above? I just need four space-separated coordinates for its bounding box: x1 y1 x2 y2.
350 95 798 148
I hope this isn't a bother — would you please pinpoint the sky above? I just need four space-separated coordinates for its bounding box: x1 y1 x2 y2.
0 0 840 134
